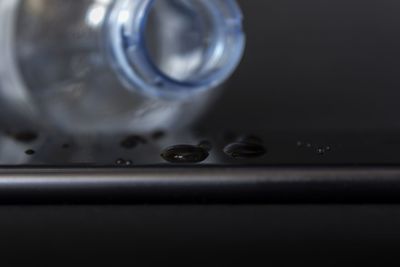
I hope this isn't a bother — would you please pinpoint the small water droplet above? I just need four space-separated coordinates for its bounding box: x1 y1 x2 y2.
116 158 125 165
297 141 303 147
224 142 267 159
115 158 133 166
161 145 209 164
136 136 147 144
25 149 35 155
120 135 147 149
198 141 212 151
151 130 166 140
325 146 332 151
7 131 38 143
316 148 325 155
306 143 312 148
62 143 71 149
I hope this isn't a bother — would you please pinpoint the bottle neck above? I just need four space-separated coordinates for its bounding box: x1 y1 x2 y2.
0 0 38 118
107 0 245 99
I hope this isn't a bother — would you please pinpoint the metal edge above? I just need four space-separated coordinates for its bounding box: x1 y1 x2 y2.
0 166 398 203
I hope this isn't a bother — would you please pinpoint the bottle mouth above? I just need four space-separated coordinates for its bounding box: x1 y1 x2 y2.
108 0 245 98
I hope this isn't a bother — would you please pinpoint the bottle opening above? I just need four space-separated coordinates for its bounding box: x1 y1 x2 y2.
108 0 245 97
144 0 223 83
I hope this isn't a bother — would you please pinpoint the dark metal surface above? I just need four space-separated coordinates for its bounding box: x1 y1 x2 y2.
0 205 399 266
0 166 399 203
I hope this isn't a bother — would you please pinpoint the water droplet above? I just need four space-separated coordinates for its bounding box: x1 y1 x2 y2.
25 149 35 155
152 130 166 140
62 143 71 149
120 135 147 149
136 136 147 144
297 141 303 147
224 142 267 159
116 158 125 165
316 148 325 155
115 158 133 166
198 141 212 151
298 141 332 154
161 145 209 164
7 131 38 143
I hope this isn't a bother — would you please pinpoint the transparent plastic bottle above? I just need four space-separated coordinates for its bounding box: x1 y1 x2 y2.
0 0 245 134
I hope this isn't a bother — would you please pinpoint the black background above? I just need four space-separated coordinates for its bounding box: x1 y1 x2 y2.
202 0 400 133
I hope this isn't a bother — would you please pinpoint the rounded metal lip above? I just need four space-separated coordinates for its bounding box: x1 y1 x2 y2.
0 166 399 204
107 0 246 99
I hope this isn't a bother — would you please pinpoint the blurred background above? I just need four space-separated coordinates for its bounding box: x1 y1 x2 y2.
200 0 400 133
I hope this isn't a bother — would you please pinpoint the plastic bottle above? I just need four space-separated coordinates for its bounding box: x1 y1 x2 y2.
0 0 245 134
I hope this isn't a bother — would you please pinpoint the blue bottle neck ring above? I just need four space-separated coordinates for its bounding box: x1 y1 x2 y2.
107 0 245 99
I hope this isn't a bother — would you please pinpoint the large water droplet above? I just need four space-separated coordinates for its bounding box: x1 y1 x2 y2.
161 145 209 164
224 142 267 159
